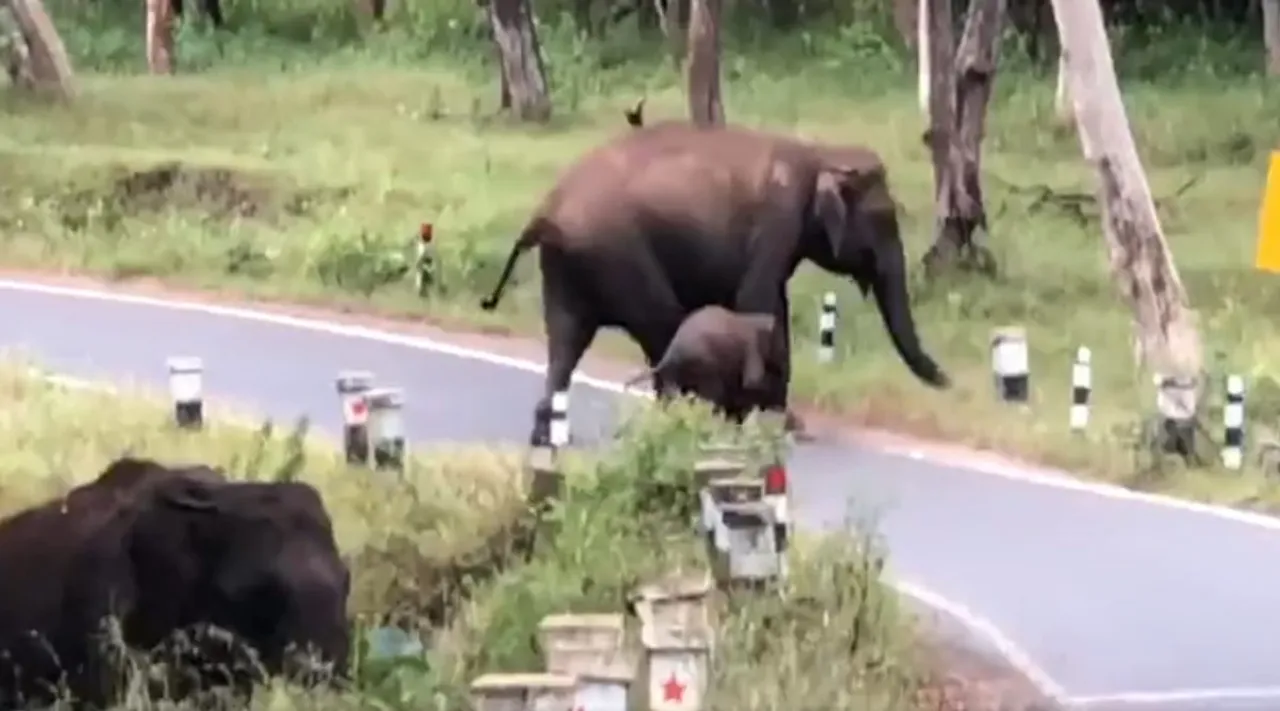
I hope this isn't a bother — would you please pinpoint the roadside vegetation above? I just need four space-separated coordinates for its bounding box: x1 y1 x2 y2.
0 359 968 709
2 0 1279 504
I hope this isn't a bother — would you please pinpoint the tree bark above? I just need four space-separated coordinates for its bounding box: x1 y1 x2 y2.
921 0 1004 277
685 0 723 127
145 0 174 74
487 0 551 122
658 0 688 67
916 0 929 115
2 0 73 97
1264 0 1280 75
1048 0 1204 418
1053 51 1073 125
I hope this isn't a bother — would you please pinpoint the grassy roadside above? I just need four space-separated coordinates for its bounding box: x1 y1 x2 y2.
0 360 980 709
4 48 1280 506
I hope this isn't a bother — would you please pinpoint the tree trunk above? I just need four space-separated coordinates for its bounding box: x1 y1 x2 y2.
921 0 1004 277
3 0 73 97
655 0 687 67
487 0 551 122
1053 51 1073 125
685 0 723 127
916 0 929 115
1047 0 1204 423
145 0 174 74
1264 0 1280 75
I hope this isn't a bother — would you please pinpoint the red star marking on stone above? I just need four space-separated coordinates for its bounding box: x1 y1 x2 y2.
350 400 367 417
662 672 686 703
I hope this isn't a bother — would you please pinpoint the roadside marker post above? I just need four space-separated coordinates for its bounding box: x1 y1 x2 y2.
817 291 837 363
415 222 435 296
549 390 571 449
1070 347 1092 432
1255 151 1280 274
991 327 1029 403
336 370 373 466
1223 374 1245 471
366 387 406 472
166 356 204 429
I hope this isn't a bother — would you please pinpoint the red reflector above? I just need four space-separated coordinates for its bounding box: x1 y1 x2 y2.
764 464 787 495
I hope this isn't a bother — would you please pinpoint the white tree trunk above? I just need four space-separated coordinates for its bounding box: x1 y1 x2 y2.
1053 51 1073 125
917 0 929 114
1048 0 1203 416
1264 0 1280 75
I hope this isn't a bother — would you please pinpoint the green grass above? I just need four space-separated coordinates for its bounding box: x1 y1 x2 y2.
0 360 940 709
5 3 1280 510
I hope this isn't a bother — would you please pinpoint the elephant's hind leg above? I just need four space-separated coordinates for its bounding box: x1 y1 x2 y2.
534 262 599 446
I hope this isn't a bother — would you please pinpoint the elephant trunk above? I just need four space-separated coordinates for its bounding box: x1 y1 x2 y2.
870 247 950 389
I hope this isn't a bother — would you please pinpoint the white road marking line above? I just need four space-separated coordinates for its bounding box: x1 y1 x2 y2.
1069 686 1280 706
894 578 1070 704
3 277 1276 703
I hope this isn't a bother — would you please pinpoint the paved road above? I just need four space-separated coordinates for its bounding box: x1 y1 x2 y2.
4 279 1280 710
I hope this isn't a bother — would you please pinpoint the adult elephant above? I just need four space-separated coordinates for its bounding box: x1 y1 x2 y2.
0 457 350 710
479 120 950 445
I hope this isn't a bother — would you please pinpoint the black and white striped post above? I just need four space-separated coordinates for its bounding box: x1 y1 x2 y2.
415 223 435 297
336 371 373 466
549 390 571 449
1222 374 1245 471
1070 347 1091 432
166 356 204 429
367 388 406 472
818 291 837 364
990 327 1029 403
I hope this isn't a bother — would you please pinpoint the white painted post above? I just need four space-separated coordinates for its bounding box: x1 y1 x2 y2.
817 291 837 364
990 327 1029 403
1070 347 1091 432
630 574 714 711
336 370 373 466
415 222 435 297
1155 373 1197 459
470 673 577 711
166 356 203 429
549 390 571 448
1223 374 1245 471
538 613 633 711
705 478 784 586
366 388 406 472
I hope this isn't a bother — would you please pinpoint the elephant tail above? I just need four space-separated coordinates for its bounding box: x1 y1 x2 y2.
622 366 656 392
479 218 550 311
623 98 645 128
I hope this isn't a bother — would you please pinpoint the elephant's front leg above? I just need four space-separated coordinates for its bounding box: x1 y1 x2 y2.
763 294 805 435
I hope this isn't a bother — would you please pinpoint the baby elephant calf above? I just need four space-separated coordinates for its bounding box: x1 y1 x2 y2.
624 305 781 423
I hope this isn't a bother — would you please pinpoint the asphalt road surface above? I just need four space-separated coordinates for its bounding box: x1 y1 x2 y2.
3 278 1280 710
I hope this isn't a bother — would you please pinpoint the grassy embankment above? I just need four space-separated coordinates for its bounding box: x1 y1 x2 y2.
3 1 1280 505
0 359 941 710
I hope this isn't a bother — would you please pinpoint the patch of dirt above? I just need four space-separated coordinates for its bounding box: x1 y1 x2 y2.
110 162 272 220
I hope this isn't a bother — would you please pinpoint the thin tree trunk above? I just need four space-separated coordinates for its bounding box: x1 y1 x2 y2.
3 0 73 97
1053 51 1073 125
145 0 174 74
658 0 688 67
916 0 929 115
1048 0 1204 422
1264 0 1280 75
922 0 1004 277
924 0 955 195
685 0 723 127
487 0 551 122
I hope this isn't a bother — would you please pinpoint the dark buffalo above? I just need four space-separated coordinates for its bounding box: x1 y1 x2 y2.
0 457 351 709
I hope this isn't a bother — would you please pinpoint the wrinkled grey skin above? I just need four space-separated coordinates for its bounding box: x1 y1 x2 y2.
623 306 781 423
479 120 950 446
